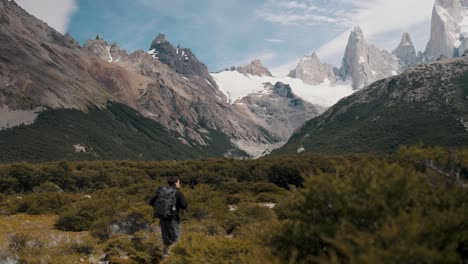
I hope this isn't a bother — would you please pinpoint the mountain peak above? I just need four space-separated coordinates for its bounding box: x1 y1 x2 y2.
399 32 414 47
393 32 417 70
151 33 168 47
351 26 365 40
289 52 337 85
237 60 273 77
340 27 400 90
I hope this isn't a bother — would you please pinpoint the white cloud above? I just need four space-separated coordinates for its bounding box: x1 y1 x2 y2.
257 0 348 26
15 0 78 33
265 38 285 43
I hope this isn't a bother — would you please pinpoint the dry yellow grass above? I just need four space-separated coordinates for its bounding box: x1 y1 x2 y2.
0 214 103 263
0 214 87 246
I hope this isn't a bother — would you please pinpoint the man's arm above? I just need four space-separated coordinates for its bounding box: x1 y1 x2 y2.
176 191 188 209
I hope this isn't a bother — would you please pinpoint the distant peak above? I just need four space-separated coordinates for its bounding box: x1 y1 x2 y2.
349 26 365 42
154 33 168 44
352 26 364 36
399 32 414 47
237 60 273 77
251 59 263 65
304 52 320 60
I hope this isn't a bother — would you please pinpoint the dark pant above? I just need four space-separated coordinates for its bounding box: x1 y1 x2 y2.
160 219 181 246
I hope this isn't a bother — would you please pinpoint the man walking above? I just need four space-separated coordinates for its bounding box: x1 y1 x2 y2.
149 177 188 256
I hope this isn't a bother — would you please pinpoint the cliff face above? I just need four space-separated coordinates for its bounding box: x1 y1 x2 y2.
424 0 468 61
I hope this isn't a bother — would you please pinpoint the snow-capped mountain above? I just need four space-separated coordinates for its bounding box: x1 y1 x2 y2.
339 27 400 90
288 53 337 86
425 0 468 61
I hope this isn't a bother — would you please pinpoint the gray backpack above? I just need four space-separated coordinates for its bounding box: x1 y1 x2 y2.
150 187 177 219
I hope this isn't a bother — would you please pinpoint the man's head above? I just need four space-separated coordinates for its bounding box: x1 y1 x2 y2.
168 176 180 189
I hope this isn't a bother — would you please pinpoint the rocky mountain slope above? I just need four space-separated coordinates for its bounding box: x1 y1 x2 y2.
0 0 282 160
0 0 207 161
233 82 324 155
83 34 281 157
0 0 112 112
273 56 468 155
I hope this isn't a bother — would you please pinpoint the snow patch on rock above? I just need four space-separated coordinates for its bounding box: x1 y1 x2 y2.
73 144 87 153
230 138 286 159
460 117 468 131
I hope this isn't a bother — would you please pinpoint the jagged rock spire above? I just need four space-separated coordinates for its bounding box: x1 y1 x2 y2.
340 26 399 90
393 32 417 70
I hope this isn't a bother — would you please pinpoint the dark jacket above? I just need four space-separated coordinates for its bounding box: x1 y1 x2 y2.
149 186 188 222
174 188 188 222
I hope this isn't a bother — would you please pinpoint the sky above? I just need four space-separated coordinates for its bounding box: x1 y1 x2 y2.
15 0 435 76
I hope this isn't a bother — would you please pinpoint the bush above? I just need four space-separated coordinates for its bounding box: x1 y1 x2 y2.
17 193 75 215
163 232 257 264
55 201 100 231
270 160 468 263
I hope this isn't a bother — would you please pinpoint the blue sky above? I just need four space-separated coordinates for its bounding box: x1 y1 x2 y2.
16 0 436 75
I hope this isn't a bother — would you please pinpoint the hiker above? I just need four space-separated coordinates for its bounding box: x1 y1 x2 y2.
149 176 188 256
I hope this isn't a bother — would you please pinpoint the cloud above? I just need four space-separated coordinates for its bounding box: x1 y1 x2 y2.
257 0 348 26
15 0 78 33
265 38 285 43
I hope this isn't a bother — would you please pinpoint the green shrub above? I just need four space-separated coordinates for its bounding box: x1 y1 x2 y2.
17 193 75 215
270 160 468 263
163 232 257 264
55 201 100 231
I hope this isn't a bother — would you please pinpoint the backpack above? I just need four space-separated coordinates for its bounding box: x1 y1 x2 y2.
150 186 177 219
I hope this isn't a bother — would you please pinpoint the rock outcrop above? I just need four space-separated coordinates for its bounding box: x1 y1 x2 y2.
288 53 337 85
392 33 418 70
339 27 400 90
